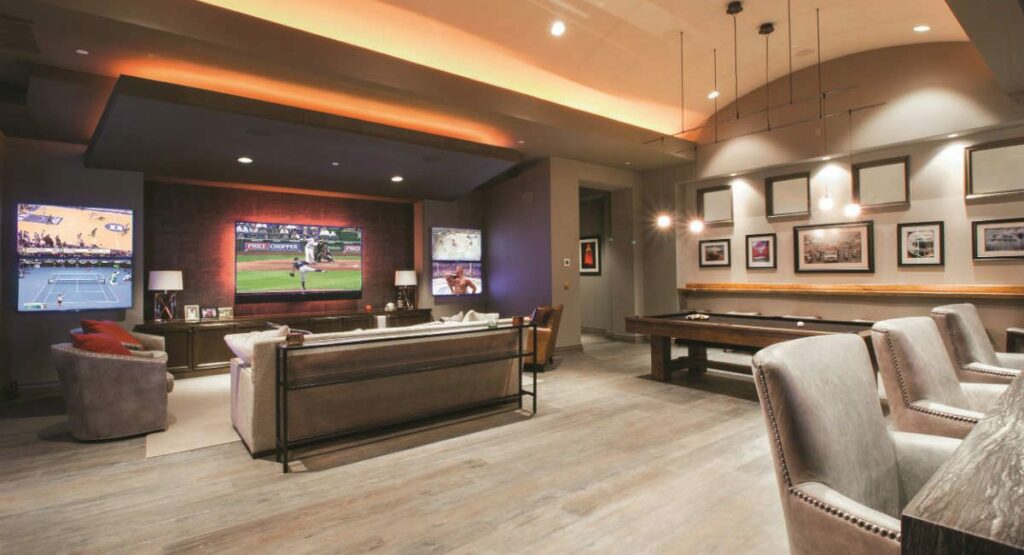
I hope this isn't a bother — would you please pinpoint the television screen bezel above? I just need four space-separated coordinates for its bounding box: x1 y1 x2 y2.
15 202 136 313
233 219 364 304
430 226 483 297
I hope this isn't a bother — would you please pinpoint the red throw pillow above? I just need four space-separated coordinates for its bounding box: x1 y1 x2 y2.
81 320 142 349
71 332 132 356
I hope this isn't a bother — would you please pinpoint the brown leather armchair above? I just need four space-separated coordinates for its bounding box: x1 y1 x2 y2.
931 303 1024 384
872 316 1006 439
753 334 960 555
526 304 563 370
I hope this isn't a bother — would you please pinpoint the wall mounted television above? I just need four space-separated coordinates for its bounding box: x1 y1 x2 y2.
431 226 482 296
235 220 363 303
16 203 134 312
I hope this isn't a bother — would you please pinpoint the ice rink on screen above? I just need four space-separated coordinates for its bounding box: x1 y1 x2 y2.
431 228 481 261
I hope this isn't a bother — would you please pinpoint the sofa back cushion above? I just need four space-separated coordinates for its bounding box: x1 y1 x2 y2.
71 332 133 356
224 326 290 365
81 320 142 349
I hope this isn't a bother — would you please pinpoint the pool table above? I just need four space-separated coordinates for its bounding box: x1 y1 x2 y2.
624 311 874 381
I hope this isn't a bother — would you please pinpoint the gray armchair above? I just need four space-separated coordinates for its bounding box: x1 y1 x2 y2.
752 334 960 555
51 343 174 440
931 303 1024 384
872 316 1006 439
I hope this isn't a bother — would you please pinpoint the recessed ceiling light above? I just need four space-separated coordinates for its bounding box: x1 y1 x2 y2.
625 161 631 165
237 156 253 164
729 172 738 177
74 48 90 56
947 133 959 138
550 20 566 37
517 140 525 144
707 90 721 100
331 161 340 166
391 175 404 183
913 25 931 33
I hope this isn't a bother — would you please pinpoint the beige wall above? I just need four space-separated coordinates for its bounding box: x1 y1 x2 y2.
677 124 1024 349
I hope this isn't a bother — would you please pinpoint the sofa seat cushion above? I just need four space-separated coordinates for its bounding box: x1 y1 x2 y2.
71 332 133 356
81 320 143 349
224 326 290 365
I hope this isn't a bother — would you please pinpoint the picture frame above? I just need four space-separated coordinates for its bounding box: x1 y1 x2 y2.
579 236 601 275
852 156 910 211
698 239 731 268
218 306 234 320
184 304 200 322
965 137 1024 200
745 233 777 269
697 185 733 225
897 221 944 267
972 218 1024 260
765 173 810 220
794 221 875 273
200 307 218 320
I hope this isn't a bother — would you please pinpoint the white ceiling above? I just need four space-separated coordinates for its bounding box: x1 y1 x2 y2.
198 0 968 135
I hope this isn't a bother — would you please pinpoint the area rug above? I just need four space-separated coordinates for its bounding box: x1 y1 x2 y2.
145 373 238 458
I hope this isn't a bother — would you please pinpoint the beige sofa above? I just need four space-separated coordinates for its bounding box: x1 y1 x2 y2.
229 319 523 456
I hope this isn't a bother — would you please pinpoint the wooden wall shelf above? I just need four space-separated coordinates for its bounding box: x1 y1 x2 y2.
680 283 1024 300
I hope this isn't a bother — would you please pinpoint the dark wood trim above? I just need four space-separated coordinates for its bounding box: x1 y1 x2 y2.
792 220 875 274
698 238 731 268
971 217 1024 261
745 233 778 270
965 136 1024 200
765 172 810 219
896 221 944 267
679 282 1024 299
697 185 733 225
851 155 910 212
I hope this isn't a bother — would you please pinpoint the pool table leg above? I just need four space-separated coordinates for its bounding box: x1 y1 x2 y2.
651 335 673 382
687 344 708 374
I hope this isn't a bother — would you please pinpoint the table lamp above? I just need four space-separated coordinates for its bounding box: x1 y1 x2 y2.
395 270 417 310
149 270 183 321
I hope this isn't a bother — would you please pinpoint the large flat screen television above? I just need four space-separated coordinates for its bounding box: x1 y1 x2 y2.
431 226 482 296
17 203 134 312
235 220 362 302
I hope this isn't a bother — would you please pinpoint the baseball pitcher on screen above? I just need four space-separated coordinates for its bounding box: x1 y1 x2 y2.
290 258 326 290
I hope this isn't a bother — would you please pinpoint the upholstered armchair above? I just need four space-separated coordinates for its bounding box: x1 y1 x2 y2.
872 316 1006 439
752 334 960 555
931 303 1024 384
51 343 174 440
526 304 563 370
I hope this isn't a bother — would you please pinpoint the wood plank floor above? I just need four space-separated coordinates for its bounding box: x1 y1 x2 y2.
0 335 788 554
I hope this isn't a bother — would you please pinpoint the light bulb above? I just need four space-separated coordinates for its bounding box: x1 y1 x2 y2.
707 90 720 100
818 196 835 211
843 203 862 217
688 220 705 233
656 214 672 229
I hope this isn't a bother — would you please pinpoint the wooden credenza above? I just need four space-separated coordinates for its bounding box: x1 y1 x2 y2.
135 309 432 377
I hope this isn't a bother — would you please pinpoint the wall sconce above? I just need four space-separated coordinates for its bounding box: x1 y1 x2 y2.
656 214 673 229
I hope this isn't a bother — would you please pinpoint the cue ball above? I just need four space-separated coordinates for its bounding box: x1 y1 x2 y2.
796 321 805 327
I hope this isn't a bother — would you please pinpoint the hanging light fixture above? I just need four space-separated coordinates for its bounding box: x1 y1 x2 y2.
843 108 861 217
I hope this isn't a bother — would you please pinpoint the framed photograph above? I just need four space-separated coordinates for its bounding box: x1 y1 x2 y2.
746 233 777 269
217 306 234 320
579 236 601 275
699 239 731 268
765 173 810 219
965 137 1024 200
200 307 218 320
897 221 944 266
794 221 874 273
184 304 200 322
853 156 910 211
972 218 1024 260
697 185 733 225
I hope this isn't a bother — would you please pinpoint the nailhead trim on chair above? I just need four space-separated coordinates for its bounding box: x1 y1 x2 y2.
788 487 902 543
753 364 792 487
881 331 980 424
963 363 1017 378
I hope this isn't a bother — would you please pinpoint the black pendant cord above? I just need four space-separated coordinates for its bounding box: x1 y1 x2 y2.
680 31 685 134
713 48 719 144
788 0 794 104
733 13 740 120
765 31 771 130
816 8 823 119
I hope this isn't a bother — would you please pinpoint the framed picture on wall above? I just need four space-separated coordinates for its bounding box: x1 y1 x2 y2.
697 185 733 225
765 173 810 220
794 221 874 273
745 233 777 269
972 218 1024 260
580 236 601 275
852 156 910 211
699 239 731 268
897 221 944 266
965 138 1024 200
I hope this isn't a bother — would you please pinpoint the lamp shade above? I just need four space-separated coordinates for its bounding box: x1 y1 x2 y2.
395 270 417 286
148 271 183 291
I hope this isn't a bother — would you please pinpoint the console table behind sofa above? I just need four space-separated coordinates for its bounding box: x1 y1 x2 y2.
135 309 432 377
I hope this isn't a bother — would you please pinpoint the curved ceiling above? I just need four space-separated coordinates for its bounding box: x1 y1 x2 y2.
198 0 967 135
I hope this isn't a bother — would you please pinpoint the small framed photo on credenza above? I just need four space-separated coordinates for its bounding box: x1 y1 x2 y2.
218 306 234 320
745 233 777 269
184 305 200 322
699 239 731 268
200 307 218 320
972 218 1024 260
794 221 875 273
897 221 944 267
